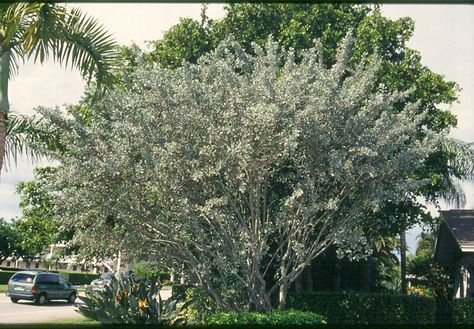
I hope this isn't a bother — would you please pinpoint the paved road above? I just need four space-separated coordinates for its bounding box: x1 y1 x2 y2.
0 293 83 324
0 287 172 324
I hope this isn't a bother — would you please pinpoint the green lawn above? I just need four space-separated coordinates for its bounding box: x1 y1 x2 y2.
47 317 99 325
0 284 7 293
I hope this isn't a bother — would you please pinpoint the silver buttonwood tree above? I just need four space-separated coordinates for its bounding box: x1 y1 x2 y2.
41 35 438 311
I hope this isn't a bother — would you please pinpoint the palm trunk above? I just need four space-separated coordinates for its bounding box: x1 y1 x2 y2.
363 255 373 293
0 111 6 174
304 264 314 292
0 44 11 176
294 275 303 295
334 257 341 291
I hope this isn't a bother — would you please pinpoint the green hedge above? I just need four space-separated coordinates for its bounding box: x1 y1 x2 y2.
288 291 436 324
0 271 16 284
60 271 100 285
0 269 99 285
453 298 474 324
207 310 327 325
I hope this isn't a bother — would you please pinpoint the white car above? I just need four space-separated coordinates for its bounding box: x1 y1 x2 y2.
89 272 114 291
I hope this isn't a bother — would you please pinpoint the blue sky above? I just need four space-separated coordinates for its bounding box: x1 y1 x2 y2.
0 4 473 255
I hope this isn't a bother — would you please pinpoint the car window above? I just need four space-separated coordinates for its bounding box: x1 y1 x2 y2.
11 273 35 283
36 274 59 284
59 277 68 285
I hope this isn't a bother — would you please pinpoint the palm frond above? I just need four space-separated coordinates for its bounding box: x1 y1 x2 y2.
437 137 474 208
441 137 474 180
52 6 120 93
4 112 62 170
2 3 119 91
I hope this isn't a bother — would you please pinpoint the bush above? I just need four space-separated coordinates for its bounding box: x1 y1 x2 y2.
60 271 100 285
207 310 327 325
453 298 474 324
0 270 16 284
180 287 219 324
0 269 99 285
131 261 171 282
288 291 436 324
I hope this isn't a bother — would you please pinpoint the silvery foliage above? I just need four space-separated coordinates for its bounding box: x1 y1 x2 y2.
40 34 439 311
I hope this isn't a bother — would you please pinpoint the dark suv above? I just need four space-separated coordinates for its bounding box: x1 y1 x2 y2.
6 270 77 305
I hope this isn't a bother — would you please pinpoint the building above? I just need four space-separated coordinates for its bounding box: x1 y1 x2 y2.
434 209 474 298
0 243 112 274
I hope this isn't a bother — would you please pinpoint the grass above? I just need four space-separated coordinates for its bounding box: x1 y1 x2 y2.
47 316 99 325
0 284 7 293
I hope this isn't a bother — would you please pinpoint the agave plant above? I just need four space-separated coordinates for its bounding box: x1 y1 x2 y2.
77 273 187 324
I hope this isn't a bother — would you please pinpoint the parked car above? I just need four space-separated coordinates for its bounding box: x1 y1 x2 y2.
6 270 77 305
89 272 114 291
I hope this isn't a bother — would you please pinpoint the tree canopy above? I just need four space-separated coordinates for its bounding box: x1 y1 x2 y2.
40 36 440 311
121 3 472 235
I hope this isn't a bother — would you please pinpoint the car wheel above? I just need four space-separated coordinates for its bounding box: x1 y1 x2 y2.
68 292 77 304
10 297 19 303
35 293 48 305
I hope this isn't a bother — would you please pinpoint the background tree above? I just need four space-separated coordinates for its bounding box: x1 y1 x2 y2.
0 218 21 264
13 167 59 260
40 36 440 311
122 5 474 292
0 2 119 175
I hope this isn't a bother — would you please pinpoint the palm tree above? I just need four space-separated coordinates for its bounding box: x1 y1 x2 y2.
0 3 118 175
398 137 474 295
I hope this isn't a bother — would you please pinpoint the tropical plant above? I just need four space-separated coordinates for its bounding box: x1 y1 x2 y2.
0 2 119 174
78 274 186 324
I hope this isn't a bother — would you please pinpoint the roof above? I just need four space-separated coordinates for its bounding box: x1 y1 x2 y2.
15 270 49 274
440 210 474 253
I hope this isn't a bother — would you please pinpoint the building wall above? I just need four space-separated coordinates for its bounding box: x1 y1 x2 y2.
0 257 109 274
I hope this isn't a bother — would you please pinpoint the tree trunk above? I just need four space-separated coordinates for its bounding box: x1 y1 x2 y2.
0 46 10 176
400 229 407 295
278 281 289 310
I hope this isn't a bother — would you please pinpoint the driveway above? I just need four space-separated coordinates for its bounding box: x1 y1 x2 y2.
0 293 84 324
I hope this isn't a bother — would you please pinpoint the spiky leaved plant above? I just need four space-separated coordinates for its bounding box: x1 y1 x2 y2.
77 273 187 324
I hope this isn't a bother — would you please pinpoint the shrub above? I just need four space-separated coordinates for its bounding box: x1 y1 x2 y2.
180 287 219 324
60 271 100 285
0 270 16 284
207 309 327 325
78 274 186 324
1 269 99 285
453 298 474 324
131 261 171 282
288 291 436 324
